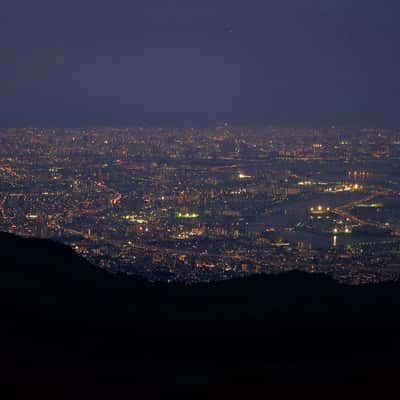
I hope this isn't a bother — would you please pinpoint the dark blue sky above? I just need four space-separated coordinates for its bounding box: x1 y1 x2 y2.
1 0 399 126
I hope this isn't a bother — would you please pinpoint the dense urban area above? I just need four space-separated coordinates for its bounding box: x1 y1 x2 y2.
1 125 400 284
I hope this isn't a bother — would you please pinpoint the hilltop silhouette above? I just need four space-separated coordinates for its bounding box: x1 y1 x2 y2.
1 231 400 396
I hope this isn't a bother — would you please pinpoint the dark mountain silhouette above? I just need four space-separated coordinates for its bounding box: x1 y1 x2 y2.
1 231 400 397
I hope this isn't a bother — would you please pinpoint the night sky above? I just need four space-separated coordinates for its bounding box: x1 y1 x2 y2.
1 0 399 127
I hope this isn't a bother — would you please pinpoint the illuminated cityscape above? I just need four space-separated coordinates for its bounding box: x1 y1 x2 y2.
1 125 400 284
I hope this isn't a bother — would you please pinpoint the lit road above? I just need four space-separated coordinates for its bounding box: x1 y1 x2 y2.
333 189 399 235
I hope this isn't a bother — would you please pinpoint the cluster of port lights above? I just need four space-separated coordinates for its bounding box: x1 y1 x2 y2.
333 227 352 234
310 206 331 214
325 183 362 193
175 212 199 219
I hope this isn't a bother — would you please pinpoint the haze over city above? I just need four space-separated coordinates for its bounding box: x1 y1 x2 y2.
1 0 400 127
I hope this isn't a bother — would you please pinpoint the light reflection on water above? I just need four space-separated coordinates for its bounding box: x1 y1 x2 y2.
273 230 391 250
247 191 399 250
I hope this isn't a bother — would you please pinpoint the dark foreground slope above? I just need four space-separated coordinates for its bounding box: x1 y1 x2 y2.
1 232 400 396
